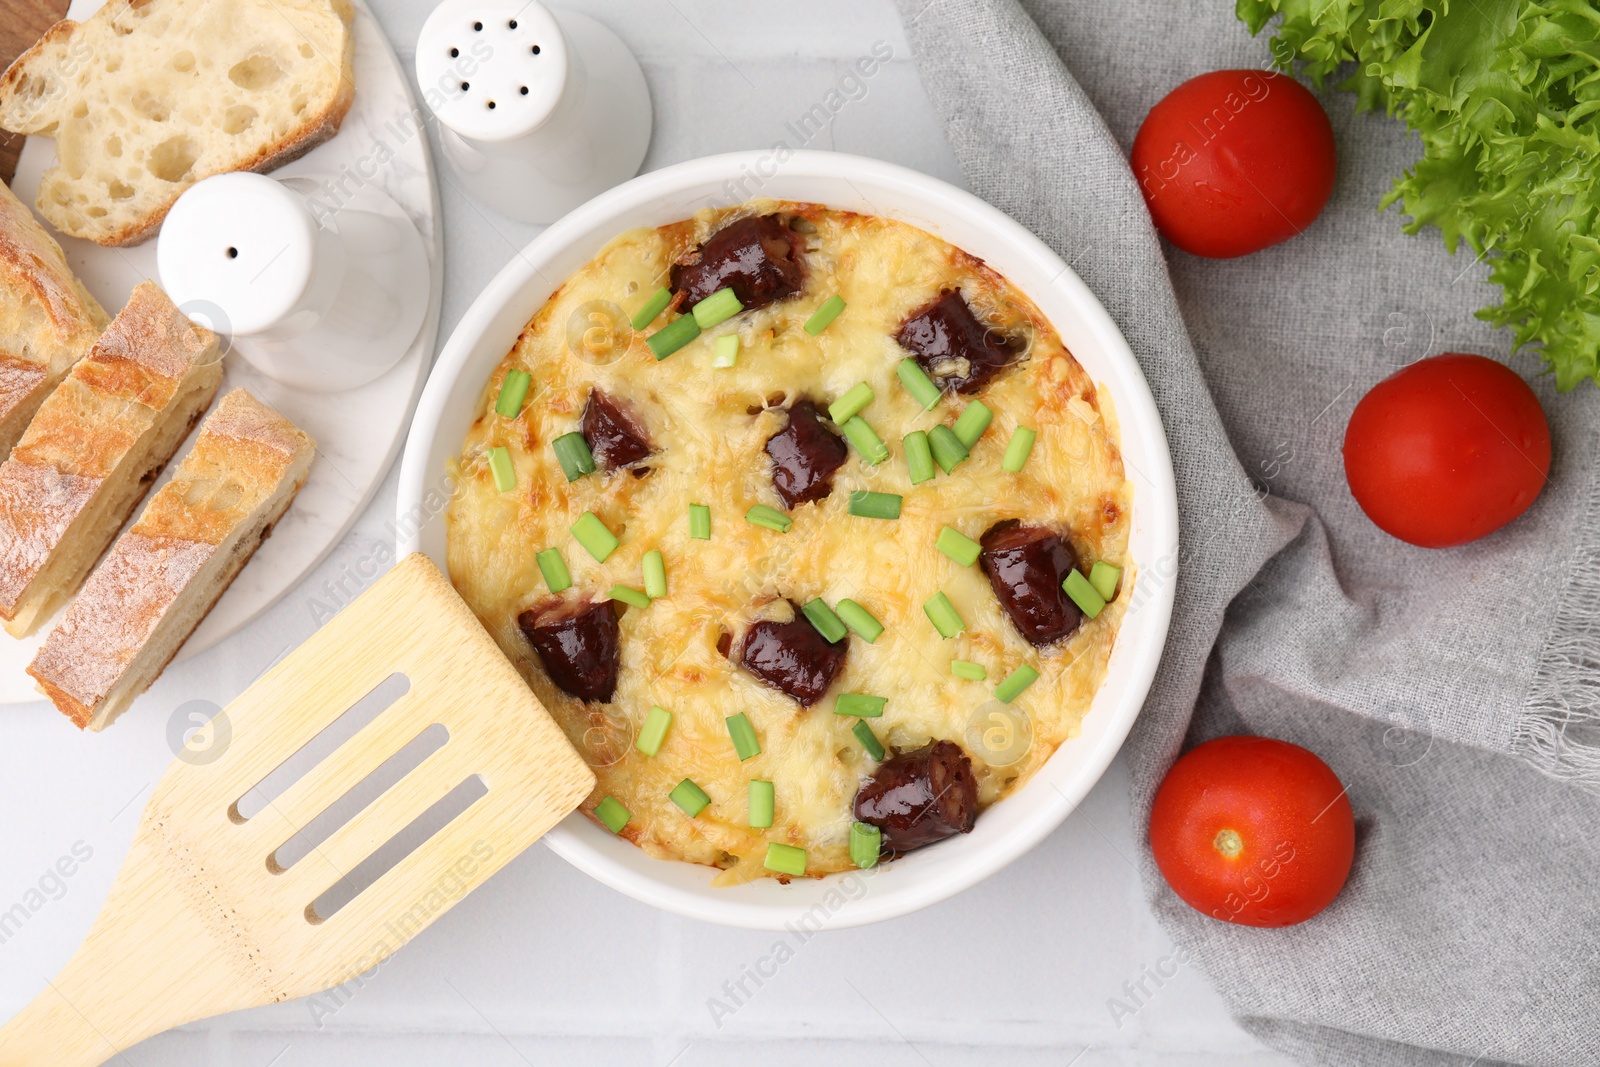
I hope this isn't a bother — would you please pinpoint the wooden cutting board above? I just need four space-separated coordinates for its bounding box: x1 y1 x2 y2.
0 0 69 184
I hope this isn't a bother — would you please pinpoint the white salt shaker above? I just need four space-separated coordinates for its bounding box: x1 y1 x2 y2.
415 0 653 224
155 172 430 394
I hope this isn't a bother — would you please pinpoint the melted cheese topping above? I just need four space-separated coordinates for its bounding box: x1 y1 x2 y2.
448 201 1133 882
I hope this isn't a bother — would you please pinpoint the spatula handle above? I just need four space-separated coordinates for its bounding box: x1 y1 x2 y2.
0 903 202 1067
0 959 166 1067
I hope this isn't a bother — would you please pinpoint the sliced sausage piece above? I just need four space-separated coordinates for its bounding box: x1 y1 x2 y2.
736 603 847 706
765 400 847 508
671 215 805 310
979 520 1084 646
582 388 653 470
517 597 620 703
896 289 1020 394
853 740 979 853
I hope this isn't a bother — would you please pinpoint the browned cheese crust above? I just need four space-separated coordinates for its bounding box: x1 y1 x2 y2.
448 201 1134 882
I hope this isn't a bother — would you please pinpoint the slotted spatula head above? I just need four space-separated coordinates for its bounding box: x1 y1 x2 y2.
0 554 594 1067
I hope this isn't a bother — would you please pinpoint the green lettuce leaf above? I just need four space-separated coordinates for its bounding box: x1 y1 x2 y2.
1237 0 1600 389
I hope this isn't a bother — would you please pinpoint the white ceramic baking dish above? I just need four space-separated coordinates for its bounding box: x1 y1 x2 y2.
397 150 1178 929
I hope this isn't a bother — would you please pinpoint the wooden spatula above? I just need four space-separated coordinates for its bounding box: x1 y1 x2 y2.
0 553 594 1066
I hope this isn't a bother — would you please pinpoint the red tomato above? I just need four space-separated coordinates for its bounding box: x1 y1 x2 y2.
1149 736 1354 928
1130 69 1336 258
1342 353 1551 548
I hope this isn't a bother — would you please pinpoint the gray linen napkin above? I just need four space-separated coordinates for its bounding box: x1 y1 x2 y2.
892 1 1600 1063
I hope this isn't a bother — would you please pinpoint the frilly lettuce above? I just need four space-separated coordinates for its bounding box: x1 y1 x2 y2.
1237 0 1600 389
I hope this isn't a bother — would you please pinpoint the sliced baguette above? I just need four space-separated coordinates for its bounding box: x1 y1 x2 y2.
0 280 221 637
0 0 356 247
0 179 109 453
30 388 315 730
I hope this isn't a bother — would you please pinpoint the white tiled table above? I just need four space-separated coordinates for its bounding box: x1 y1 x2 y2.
0 3 1293 1063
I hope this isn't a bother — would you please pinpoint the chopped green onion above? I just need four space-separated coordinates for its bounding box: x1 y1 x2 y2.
744 504 793 533
848 490 902 520
726 712 761 761
609 584 650 610
924 591 965 638
669 778 711 817
688 503 711 540
630 286 671 330
692 287 743 328
647 314 700 360
896 359 942 410
936 526 982 567
802 599 847 643
994 664 1040 704
836 599 883 643
829 382 875 424
637 705 672 756
487 446 516 492
835 693 887 718
749 780 774 828
764 842 807 876
1002 426 1037 472
551 432 596 482
495 370 531 418
951 400 993 449
928 425 969 473
852 720 885 761
804 295 846 335
951 659 987 681
643 550 667 598
840 416 889 465
1090 560 1122 602
595 796 630 834
850 821 881 868
571 512 619 562
536 548 571 593
713 333 740 367
904 430 935 485
1064 570 1106 619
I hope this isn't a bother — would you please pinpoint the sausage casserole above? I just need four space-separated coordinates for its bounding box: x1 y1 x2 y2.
447 200 1133 883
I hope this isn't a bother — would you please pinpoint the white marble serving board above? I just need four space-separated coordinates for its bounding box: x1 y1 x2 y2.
0 0 443 705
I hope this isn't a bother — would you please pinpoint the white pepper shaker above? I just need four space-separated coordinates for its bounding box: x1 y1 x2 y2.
155 172 431 393
414 0 653 224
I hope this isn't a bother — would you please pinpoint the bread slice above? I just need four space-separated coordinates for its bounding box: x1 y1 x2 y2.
30 388 314 730
0 179 109 452
0 0 356 247
0 280 221 637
